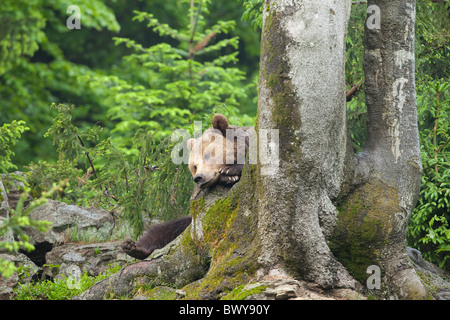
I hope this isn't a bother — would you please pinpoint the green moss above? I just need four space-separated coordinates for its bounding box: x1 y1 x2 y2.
190 198 206 219
143 286 177 300
203 198 239 244
221 283 268 300
329 180 399 283
179 225 202 257
181 172 261 299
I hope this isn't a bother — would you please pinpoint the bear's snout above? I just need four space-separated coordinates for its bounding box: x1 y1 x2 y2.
194 174 204 184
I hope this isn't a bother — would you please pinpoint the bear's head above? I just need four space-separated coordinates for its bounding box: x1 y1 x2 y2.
187 114 251 189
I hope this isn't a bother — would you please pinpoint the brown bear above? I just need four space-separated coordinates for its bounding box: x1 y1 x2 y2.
121 114 253 259
187 113 255 188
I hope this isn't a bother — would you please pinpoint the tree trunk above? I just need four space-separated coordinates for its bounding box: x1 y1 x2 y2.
256 0 356 288
330 0 427 299
79 0 428 300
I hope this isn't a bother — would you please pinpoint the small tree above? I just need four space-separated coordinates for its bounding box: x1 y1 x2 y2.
85 0 255 149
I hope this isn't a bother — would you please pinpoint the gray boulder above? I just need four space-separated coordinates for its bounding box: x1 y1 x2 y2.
43 241 134 280
0 253 39 300
23 200 116 266
0 172 30 212
0 179 14 247
28 199 115 244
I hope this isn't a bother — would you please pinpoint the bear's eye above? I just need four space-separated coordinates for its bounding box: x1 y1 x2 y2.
193 165 197 171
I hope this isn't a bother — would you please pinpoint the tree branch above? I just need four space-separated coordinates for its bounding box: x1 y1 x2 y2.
346 77 365 101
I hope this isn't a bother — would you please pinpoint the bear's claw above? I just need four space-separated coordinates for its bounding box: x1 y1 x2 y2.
219 164 243 176
218 164 244 186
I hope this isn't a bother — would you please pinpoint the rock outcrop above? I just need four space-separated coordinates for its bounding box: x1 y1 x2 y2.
0 175 135 299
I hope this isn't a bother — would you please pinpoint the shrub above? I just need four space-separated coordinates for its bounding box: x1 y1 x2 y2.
408 80 450 271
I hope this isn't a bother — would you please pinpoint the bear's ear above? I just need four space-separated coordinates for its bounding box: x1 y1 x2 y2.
187 138 194 151
212 114 229 136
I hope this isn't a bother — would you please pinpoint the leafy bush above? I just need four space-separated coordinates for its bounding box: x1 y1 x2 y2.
83 0 254 149
408 80 450 270
0 121 29 173
0 0 122 167
0 188 53 278
0 120 56 278
26 103 196 238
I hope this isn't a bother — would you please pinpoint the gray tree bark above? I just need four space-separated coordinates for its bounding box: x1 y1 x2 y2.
335 0 426 298
256 0 356 289
252 0 426 299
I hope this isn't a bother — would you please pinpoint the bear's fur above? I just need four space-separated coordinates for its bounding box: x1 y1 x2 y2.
121 216 192 260
121 114 253 260
187 114 254 188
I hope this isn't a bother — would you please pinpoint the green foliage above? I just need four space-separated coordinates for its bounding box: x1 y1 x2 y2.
91 128 194 236
0 0 121 167
0 182 66 278
0 119 50 278
0 0 45 76
83 0 254 150
13 263 123 300
415 0 449 80
241 0 264 30
345 4 367 152
1 0 259 169
0 121 29 173
28 104 194 238
408 80 450 271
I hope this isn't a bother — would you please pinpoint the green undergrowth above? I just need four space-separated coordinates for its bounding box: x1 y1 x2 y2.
13 263 124 300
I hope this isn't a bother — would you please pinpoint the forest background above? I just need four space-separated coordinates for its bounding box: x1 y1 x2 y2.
0 0 449 272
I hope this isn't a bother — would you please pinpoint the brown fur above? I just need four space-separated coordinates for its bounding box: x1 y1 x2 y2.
121 216 192 260
187 114 254 188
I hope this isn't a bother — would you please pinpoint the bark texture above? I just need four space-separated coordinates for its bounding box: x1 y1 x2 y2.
330 0 427 299
256 0 355 288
